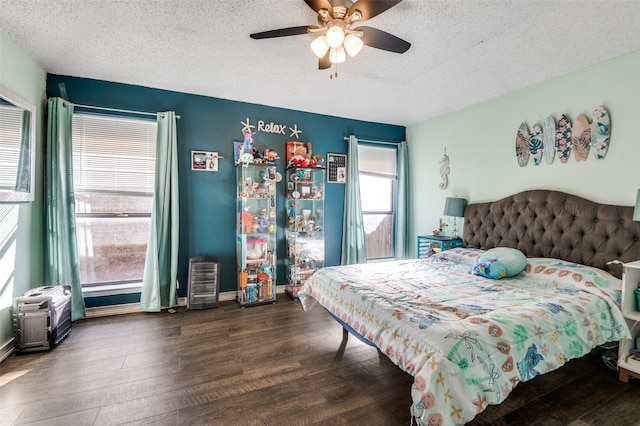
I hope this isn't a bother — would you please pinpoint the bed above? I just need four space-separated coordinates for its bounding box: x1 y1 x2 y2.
298 190 640 425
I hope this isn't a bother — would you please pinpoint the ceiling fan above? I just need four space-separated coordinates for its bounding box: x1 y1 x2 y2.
249 0 411 75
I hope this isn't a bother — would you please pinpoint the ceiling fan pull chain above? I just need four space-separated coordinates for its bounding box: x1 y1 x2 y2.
330 63 338 79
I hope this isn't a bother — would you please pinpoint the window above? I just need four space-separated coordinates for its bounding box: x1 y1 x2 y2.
358 144 397 260
72 114 157 287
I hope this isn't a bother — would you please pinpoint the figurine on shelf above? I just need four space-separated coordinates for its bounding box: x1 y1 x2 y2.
246 237 266 260
312 153 324 166
288 144 310 167
259 263 273 279
241 208 254 234
288 202 296 221
256 208 270 233
264 148 279 164
432 218 448 236
252 147 264 164
239 130 255 164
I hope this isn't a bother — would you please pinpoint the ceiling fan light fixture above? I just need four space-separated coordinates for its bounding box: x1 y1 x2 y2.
310 35 330 58
343 34 363 57
329 46 346 64
326 25 345 48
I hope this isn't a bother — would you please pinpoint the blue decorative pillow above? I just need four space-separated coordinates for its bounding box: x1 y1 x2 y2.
472 258 508 279
472 247 527 279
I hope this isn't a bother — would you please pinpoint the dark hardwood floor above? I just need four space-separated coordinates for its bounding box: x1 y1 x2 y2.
1 294 639 425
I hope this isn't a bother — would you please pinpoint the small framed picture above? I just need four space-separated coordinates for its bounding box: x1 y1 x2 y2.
327 153 347 183
192 151 219 171
300 183 312 197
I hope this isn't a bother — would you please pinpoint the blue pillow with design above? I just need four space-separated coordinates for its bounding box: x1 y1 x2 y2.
472 247 527 279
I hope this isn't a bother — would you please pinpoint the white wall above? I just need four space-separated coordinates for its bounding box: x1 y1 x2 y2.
0 30 46 354
407 51 640 254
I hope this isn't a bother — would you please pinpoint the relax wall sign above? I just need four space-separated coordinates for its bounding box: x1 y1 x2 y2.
241 117 303 139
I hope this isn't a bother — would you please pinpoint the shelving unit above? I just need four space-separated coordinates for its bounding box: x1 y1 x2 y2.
285 167 325 299
618 259 640 382
235 163 277 306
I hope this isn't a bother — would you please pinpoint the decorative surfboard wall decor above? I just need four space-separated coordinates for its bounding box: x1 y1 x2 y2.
542 116 555 165
572 114 591 162
515 106 610 166
530 124 543 166
590 106 610 159
516 122 530 167
556 114 572 163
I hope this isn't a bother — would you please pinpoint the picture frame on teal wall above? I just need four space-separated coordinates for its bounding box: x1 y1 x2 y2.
192 150 219 171
327 153 347 183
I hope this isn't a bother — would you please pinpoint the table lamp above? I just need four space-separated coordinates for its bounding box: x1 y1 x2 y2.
443 197 467 238
633 189 640 221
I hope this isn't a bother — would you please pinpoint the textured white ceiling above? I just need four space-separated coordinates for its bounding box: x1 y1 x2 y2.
1 0 639 126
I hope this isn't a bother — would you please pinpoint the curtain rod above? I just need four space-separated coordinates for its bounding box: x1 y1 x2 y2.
72 102 181 119
344 136 401 146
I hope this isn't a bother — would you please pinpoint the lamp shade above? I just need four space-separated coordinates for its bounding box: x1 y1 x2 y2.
329 46 346 64
443 197 467 218
343 34 363 57
633 189 640 221
326 25 345 48
310 36 330 58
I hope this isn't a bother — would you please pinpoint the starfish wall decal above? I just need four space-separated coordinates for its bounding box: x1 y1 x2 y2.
289 124 302 139
241 118 255 133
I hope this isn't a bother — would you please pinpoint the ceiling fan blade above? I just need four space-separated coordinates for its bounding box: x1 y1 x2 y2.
319 51 331 70
304 0 333 14
355 26 411 53
348 0 403 21
250 26 318 39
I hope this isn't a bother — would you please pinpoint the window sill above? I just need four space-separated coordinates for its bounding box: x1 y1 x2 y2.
82 282 142 298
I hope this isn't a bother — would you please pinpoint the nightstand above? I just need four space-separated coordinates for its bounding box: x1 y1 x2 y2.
417 235 463 258
618 260 640 382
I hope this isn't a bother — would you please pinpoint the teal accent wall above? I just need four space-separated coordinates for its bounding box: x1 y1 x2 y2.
0 31 46 354
46 75 406 299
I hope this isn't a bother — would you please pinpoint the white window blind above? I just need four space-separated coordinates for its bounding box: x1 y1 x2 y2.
358 145 397 175
0 105 24 188
72 114 157 195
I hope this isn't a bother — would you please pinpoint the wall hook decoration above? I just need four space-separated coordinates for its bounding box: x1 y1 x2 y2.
439 148 450 190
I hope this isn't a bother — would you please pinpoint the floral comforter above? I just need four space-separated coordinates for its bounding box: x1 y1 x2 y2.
298 248 630 425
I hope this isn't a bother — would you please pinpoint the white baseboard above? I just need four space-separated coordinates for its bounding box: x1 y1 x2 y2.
218 285 286 301
85 303 142 318
0 338 15 363
84 285 287 318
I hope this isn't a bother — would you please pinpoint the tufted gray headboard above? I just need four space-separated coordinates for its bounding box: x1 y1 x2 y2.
463 190 640 278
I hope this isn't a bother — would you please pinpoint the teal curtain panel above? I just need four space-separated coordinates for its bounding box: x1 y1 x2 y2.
140 112 180 311
340 135 367 265
44 97 86 321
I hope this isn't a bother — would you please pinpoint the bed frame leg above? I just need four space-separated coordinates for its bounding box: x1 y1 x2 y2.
341 326 382 357
619 367 639 382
